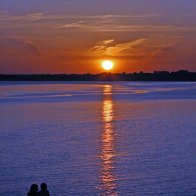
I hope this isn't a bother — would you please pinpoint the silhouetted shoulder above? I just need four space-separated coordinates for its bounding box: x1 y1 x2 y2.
38 183 50 196
27 193 39 196
37 190 50 196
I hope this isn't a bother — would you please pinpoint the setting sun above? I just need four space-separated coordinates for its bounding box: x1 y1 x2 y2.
101 60 114 71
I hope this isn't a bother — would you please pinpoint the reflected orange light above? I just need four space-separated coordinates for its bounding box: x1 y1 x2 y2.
99 85 118 195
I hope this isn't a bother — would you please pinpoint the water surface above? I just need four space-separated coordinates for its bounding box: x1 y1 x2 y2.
0 82 196 195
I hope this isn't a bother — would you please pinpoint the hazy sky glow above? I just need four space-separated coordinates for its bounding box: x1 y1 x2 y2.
0 0 196 73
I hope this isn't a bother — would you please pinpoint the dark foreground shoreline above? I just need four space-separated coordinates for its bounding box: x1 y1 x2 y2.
1 70 196 81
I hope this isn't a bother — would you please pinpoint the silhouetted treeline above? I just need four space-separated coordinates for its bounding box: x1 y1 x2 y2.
0 70 196 81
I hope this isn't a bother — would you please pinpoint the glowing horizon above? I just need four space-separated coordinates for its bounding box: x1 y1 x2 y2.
0 0 196 74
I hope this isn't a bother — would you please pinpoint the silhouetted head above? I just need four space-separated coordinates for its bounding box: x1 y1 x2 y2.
30 184 38 192
40 183 47 191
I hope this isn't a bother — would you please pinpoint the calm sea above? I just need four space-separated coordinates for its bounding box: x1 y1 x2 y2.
0 82 196 196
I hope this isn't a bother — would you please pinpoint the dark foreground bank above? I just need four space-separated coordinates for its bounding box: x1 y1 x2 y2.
1 70 196 81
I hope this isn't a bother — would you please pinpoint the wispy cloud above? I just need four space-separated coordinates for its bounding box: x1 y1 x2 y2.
56 21 85 29
24 40 41 55
0 36 41 55
1 12 195 33
0 12 45 22
89 38 147 56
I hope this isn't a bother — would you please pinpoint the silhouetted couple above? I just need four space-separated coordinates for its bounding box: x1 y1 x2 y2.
27 183 50 196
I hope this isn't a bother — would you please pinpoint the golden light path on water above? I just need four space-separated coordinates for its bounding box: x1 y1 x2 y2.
99 85 118 196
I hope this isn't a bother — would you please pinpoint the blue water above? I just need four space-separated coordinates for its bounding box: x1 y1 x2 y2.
0 82 196 195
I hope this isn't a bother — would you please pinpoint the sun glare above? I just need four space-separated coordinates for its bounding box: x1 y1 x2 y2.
101 60 114 71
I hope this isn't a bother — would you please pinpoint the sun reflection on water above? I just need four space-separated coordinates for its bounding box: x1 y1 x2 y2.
99 85 118 196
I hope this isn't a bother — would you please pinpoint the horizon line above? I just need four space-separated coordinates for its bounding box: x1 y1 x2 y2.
1 69 196 75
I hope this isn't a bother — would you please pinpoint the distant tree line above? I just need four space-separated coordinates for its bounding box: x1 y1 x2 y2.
0 70 196 81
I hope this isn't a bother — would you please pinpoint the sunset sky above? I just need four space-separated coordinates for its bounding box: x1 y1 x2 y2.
0 0 196 73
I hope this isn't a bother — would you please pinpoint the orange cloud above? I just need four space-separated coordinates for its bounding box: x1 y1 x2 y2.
89 38 147 56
